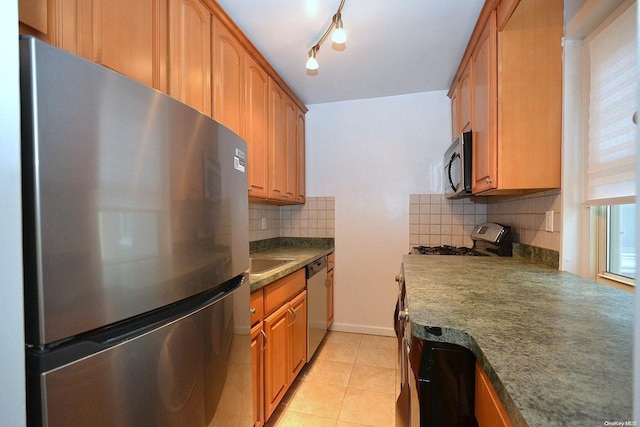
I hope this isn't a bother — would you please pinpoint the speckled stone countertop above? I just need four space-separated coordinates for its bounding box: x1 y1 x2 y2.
249 239 334 292
402 254 633 427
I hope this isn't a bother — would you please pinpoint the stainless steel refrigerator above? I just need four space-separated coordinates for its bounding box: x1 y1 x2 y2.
20 36 251 426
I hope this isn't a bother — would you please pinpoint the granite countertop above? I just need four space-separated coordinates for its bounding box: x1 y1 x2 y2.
402 254 634 427
249 238 334 292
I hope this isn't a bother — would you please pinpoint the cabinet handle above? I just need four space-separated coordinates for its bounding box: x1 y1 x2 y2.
485 177 492 184
248 187 252 192
395 275 403 283
261 329 267 351
250 307 256 315
287 306 296 326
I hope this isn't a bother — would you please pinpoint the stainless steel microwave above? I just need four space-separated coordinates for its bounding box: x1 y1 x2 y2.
443 131 472 198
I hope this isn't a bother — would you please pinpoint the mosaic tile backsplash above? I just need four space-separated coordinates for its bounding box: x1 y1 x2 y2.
249 196 335 242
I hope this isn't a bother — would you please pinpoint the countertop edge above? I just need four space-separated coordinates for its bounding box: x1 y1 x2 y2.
249 247 335 292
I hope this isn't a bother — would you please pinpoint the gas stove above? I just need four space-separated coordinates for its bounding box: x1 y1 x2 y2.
411 222 513 257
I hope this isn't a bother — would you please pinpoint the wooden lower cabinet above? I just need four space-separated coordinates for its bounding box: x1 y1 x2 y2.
251 322 265 427
326 252 334 328
263 289 307 420
475 363 514 427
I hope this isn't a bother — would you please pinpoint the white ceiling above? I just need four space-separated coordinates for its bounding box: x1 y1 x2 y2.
215 0 485 106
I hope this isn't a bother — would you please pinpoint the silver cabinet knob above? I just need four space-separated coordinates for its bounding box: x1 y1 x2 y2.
250 307 256 315
486 177 492 184
395 275 402 283
398 309 410 323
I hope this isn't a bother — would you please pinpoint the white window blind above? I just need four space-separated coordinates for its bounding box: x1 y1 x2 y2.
586 2 638 205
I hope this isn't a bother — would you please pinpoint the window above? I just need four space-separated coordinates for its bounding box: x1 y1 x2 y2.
597 204 636 285
585 1 637 288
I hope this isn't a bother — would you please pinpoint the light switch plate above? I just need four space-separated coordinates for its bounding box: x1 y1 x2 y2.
545 211 554 232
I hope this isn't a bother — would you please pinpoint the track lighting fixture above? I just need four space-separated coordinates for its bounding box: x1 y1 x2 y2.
306 0 347 71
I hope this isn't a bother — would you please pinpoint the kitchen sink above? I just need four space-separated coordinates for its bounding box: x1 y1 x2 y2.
248 257 295 274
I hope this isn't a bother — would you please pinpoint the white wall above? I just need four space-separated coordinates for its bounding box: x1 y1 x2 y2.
306 91 451 335
0 1 26 426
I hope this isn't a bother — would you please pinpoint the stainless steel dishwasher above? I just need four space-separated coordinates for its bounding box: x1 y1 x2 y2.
306 256 328 359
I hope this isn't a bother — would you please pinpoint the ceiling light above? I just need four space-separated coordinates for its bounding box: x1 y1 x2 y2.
331 13 346 44
305 0 347 72
306 48 319 70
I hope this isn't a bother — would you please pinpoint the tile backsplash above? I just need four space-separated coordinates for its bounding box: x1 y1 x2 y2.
409 194 487 249
249 196 335 242
486 189 562 252
409 190 562 254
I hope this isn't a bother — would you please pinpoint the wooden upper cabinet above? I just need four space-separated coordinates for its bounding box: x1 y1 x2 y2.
450 0 562 196
471 10 498 194
284 98 297 200
89 0 167 91
450 84 460 138
19 0 48 37
245 53 270 199
459 62 472 133
296 108 306 204
451 60 471 139
212 14 244 136
268 78 287 201
168 0 211 115
496 0 562 192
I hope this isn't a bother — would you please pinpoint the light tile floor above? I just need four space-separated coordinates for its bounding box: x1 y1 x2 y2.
265 331 398 427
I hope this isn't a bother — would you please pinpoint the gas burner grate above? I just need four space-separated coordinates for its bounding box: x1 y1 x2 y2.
411 245 488 256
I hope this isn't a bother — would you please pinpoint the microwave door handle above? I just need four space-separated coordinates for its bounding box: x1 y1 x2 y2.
448 152 460 192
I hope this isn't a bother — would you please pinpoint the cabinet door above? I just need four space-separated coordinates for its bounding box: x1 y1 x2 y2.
168 0 211 115
212 15 243 136
475 363 514 427
459 62 472 132
288 290 307 380
268 78 287 201
263 303 289 419
90 0 167 90
295 108 306 204
471 10 497 193
326 268 334 328
245 54 270 199
251 323 265 427
284 98 297 201
450 84 460 138
19 0 48 37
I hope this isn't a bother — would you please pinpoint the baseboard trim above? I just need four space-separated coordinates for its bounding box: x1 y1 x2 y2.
329 322 395 337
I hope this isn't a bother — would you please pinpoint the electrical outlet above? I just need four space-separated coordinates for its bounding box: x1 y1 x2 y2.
261 218 267 230
545 211 554 232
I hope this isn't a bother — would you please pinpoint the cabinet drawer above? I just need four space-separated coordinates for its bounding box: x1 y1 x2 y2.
327 252 335 271
264 269 305 316
250 288 264 325
475 363 514 427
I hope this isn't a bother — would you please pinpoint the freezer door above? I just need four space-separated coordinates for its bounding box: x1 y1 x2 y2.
30 280 251 427
20 37 249 346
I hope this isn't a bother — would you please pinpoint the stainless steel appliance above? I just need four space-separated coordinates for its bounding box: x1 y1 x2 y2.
395 222 512 426
306 256 328 359
21 36 251 426
443 131 472 199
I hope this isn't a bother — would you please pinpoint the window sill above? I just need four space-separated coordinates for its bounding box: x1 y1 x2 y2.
596 273 635 292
